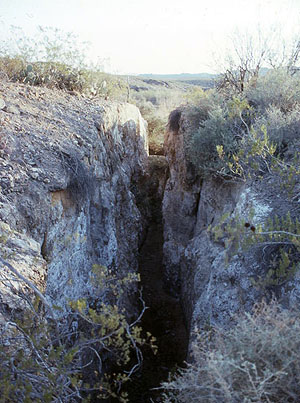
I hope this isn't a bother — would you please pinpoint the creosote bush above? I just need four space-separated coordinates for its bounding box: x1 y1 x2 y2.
252 105 300 152
162 300 300 402
186 105 239 177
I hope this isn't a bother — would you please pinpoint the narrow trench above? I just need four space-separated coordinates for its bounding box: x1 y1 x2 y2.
125 156 189 402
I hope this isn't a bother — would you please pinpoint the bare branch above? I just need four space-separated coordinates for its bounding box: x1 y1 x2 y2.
0 257 56 320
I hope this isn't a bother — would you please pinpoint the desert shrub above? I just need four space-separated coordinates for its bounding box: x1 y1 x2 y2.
0 56 26 81
0 260 154 402
252 104 300 151
133 88 183 110
184 87 207 104
0 57 127 99
186 106 239 177
0 26 127 99
137 102 166 154
180 91 218 139
20 61 86 90
147 114 166 155
209 207 300 289
162 300 300 402
246 69 300 113
2 26 88 68
184 94 252 178
183 68 300 179
132 85 186 154
0 26 87 85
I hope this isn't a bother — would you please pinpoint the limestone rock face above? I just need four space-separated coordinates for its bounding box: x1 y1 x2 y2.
163 108 300 339
0 80 148 320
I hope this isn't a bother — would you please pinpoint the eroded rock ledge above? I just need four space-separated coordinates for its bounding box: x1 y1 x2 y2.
3 79 300 400
163 107 300 343
0 80 148 322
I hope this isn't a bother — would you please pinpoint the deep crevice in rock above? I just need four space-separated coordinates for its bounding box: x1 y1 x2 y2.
124 155 189 402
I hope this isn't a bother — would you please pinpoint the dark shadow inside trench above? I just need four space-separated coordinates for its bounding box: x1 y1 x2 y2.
124 156 189 402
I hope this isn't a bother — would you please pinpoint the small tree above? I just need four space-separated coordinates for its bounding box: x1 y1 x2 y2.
217 26 300 95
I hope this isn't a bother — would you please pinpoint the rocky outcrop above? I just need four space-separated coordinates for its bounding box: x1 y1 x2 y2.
2 78 300 396
163 108 300 341
0 80 148 321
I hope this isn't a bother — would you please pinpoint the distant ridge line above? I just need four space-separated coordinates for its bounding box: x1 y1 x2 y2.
137 73 218 80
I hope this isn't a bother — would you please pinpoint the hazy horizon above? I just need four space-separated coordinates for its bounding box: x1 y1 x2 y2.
0 0 299 75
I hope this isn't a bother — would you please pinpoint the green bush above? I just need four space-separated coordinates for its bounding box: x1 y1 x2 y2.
183 94 248 178
131 85 187 154
0 57 127 99
137 102 166 154
183 68 300 179
246 69 300 113
252 105 300 151
184 87 207 105
162 300 300 402
186 105 239 177
0 262 154 402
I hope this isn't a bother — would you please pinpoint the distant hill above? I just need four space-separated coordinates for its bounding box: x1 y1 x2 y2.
125 73 217 91
137 73 218 81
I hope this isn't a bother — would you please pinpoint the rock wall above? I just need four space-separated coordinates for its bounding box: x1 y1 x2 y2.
2 79 300 375
0 80 148 321
163 108 300 342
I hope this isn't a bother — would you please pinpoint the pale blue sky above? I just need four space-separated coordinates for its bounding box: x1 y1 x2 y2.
0 0 299 74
